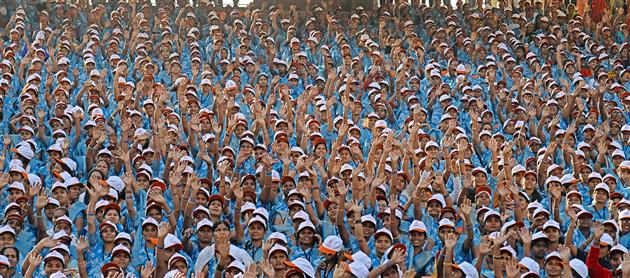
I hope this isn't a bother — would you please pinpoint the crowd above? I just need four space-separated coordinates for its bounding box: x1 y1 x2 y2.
2 0 630 277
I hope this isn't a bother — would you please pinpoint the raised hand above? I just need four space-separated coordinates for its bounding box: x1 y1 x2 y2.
168 171 183 187
297 183 312 201
505 258 518 278
35 190 48 210
243 264 257 278
157 222 171 239
593 221 604 240
76 236 88 253
149 190 168 206
479 236 491 255
444 233 458 250
389 194 399 211
460 198 472 217
337 180 348 197
27 252 43 267
232 182 243 200
390 247 407 264
349 199 363 215
520 227 531 245
333 262 347 278
558 245 571 262
622 253 630 276
260 259 275 278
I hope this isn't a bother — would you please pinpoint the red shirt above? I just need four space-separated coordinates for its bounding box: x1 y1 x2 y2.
586 246 612 278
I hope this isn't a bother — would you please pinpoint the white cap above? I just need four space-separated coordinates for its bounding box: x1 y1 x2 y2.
361 215 377 226
269 244 289 256
347 261 369 278
518 257 540 273
455 262 479 278
248 215 267 229
164 234 183 249
268 232 288 244
0 225 15 236
543 219 560 230
569 259 588 278
0 255 9 267
227 260 245 273
600 233 615 246
285 258 315 278
319 235 343 254
438 218 455 229
500 245 517 258
409 220 427 233
298 221 316 232
594 183 610 194
44 251 65 264
428 194 446 207
7 181 25 192
196 218 214 230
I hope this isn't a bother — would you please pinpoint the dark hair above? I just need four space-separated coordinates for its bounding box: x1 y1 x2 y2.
1 245 19 262
212 220 231 232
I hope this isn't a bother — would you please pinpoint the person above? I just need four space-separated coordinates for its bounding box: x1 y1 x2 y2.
3 0 630 277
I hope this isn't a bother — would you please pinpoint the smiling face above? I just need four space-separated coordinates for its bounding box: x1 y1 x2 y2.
409 230 426 248
44 258 64 275
112 252 130 269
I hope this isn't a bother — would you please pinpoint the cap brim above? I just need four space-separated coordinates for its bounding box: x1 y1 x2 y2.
318 245 337 255
283 260 298 268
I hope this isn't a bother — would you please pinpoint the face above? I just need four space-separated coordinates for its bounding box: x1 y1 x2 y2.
611 252 624 270
54 221 72 236
315 143 327 157
2 248 18 267
594 189 609 203
427 201 442 217
52 188 68 206
0 233 14 248
374 234 392 255
544 227 560 242
476 193 491 207
112 252 130 269
409 231 426 247
44 258 64 275
209 200 223 216
381 266 399 278
197 226 213 243
7 189 23 203
531 240 549 259
248 222 266 241
68 185 82 201
142 224 158 240
484 216 501 232
101 226 117 242
172 260 188 274
213 223 230 240
362 222 375 239
544 258 563 276
299 228 315 246
104 209 121 224
269 251 288 270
